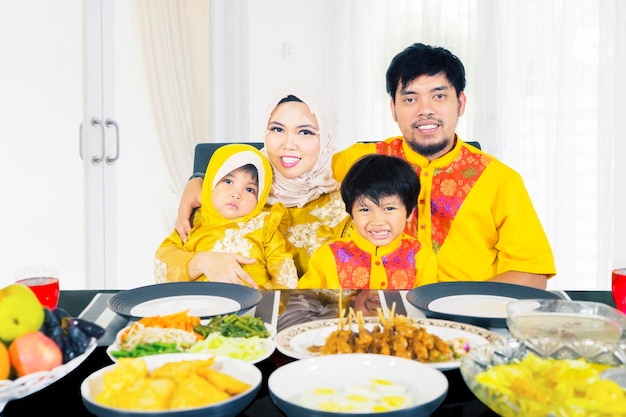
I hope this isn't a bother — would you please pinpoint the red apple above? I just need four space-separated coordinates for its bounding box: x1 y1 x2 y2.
8 331 63 377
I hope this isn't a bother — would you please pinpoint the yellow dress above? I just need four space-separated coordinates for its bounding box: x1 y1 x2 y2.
281 190 351 276
298 231 437 290
332 136 556 282
155 144 298 289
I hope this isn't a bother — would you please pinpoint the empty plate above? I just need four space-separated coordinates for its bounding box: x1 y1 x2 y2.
406 282 560 328
108 282 262 320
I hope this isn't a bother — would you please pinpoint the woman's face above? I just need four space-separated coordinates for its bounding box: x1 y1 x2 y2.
264 101 321 179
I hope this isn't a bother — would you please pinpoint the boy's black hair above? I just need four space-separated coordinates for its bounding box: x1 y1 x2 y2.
340 154 420 216
386 42 466 102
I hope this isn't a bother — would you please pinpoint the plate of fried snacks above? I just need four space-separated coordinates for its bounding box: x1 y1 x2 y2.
106 310 275 364
108 282 262 320
81 353 262 417
274 307 501 371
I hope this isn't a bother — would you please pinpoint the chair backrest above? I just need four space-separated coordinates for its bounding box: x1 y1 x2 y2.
193 142 264 175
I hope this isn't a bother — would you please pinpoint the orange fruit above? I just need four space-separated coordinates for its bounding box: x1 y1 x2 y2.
0 342 10 380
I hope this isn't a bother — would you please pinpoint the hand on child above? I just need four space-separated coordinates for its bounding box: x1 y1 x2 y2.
189 252 259 289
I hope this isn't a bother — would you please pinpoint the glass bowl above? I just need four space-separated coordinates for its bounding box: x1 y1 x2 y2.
506 299 626 341
460 337 626 417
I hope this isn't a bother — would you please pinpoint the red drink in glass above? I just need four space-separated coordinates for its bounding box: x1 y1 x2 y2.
612 268 626 313
16 277 60 309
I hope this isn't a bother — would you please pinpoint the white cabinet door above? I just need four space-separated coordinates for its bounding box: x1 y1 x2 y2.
81 0 177 290
82 0 117 288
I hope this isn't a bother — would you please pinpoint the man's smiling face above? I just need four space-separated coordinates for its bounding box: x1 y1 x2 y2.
390 72 466 161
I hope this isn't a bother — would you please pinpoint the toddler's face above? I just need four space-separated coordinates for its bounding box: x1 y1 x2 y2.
351 194 410 247
212 167 258 219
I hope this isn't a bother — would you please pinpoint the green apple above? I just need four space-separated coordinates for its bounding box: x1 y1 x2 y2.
0 283 45 344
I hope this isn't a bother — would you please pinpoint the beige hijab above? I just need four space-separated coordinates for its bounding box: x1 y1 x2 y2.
262 80 339 208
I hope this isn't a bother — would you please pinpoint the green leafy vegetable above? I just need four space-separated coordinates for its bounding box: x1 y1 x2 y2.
193 314 270 339
109 342 182 358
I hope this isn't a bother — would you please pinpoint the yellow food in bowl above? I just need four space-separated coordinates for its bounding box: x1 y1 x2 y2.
474 353 626 416
95 357 250 411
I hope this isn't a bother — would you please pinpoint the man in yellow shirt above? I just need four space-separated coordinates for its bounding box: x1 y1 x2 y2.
332 43 556 289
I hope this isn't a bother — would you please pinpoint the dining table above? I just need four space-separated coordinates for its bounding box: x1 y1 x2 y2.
0 288 618 417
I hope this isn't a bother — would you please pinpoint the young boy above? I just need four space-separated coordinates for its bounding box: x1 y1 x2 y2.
298 154 436 290
155 143 298 289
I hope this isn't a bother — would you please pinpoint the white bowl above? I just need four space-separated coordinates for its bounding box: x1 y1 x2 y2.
268 353 448 416
81 353 261 417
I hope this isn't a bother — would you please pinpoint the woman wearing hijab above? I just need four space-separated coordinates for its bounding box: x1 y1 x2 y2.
174 81 350 283
155 143 299 289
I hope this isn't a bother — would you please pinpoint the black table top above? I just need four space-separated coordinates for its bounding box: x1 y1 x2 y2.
1 289 617 417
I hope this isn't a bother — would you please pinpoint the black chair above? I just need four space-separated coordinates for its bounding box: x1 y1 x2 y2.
466 141 481 150
192 142 264 176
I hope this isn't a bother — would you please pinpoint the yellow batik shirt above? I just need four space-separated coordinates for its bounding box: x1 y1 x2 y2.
155 144 298 289
332 136 556 282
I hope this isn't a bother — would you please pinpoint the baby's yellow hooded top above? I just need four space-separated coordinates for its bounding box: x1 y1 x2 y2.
155 144 298 289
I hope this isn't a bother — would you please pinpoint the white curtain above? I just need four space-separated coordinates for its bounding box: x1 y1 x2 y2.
135 0 211 192
326 0 624 290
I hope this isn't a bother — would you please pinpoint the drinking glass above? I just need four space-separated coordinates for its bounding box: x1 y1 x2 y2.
612 265 626 314
15 265 60 309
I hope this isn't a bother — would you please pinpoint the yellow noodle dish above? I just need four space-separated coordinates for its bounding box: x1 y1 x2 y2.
470 353 626 416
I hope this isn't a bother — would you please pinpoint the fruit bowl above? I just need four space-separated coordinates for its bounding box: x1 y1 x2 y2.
460 337 626 417
0 337 97 412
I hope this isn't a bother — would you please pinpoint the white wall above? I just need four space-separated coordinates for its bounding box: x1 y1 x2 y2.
0 0 176 290
0 0 83 288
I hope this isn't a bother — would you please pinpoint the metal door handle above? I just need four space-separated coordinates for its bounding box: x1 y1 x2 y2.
105 119 120 164
91 118 105 165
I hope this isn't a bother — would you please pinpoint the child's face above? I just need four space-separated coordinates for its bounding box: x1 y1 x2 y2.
211 167 259 219
350 194 410 247
264 101 321 179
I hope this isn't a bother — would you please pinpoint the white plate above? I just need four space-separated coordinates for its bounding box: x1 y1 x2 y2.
107 282 262 320
428 294 514 318
274 317 501 371
406 282 561 328
129 295 241 318
106 322 276 365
